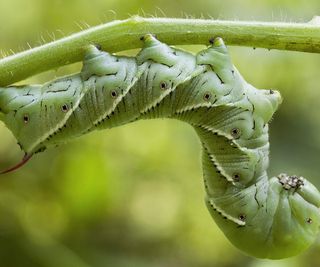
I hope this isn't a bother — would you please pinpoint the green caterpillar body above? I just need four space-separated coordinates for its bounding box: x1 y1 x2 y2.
0 35 319 259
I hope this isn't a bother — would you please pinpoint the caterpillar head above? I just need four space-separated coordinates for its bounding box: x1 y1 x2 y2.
206 173 320 259
264 173 320 258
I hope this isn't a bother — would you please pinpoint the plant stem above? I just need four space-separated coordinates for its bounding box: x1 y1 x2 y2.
0 16 319 86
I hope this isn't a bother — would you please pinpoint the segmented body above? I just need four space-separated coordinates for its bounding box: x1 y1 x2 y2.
0 35 319 259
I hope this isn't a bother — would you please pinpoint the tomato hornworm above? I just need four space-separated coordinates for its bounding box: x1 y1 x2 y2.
0 35 319 259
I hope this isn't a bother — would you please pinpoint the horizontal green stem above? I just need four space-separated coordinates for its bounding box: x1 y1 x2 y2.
0 16 319 86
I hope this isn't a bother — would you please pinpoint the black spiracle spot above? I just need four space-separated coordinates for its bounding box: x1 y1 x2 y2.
306 218 313 224
238 214 246 221
160 81 168 90
203 92 212 101
111 90 118 98
23 114 29 124
231 128 241 139
232 173 240 182
61 104 69 113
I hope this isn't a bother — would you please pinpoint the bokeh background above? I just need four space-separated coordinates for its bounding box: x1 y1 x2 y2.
0 1 320 266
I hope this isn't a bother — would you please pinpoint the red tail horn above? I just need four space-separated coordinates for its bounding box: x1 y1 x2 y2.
0 154 33 174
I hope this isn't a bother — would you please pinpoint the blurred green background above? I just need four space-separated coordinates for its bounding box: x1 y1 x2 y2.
0 1 320 266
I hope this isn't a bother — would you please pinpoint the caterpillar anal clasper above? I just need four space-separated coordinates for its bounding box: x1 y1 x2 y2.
0 35 319 259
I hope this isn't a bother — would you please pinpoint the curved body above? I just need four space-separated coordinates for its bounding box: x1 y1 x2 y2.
0 35 319 259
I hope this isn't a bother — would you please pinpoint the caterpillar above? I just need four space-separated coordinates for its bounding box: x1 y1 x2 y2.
0 35 319 259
